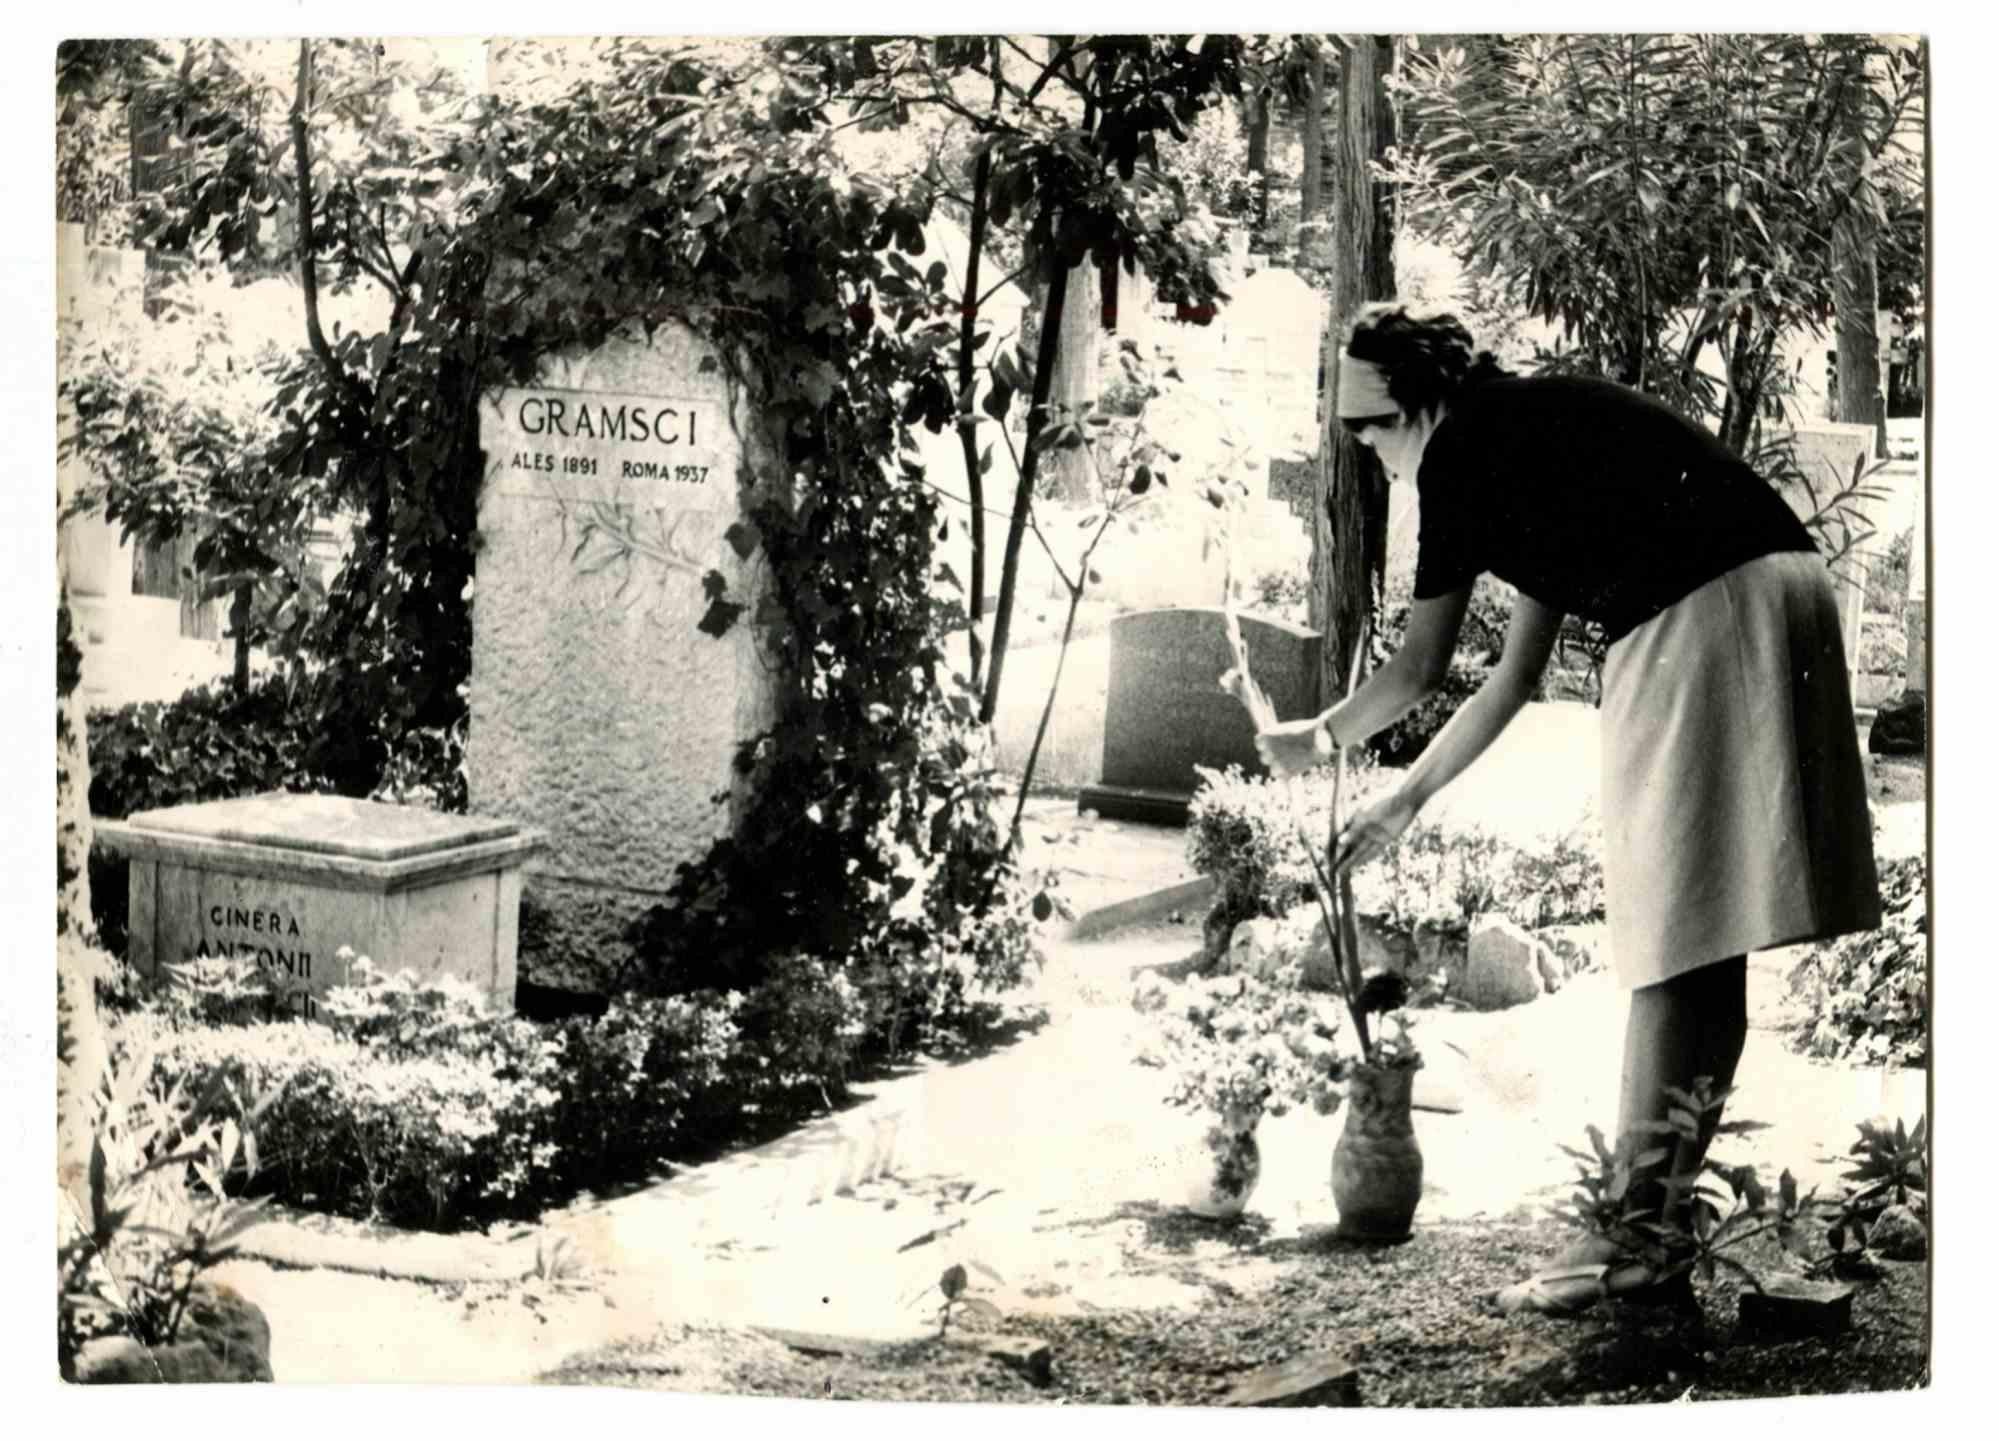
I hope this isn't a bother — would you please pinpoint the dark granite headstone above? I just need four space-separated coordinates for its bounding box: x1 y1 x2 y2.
1079 607 1322 825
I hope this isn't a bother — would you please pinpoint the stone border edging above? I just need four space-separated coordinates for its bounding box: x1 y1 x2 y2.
1067 876 1215 941
229 1205 541 1285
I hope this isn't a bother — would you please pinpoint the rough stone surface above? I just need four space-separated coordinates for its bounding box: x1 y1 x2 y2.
1736 1276 1854 1340
1221 1352 1361 1407
77 1283 274 1383
1227 916 1289 981
1094 607 1322 800
1869 1203 1929 1260
470 325 782 992
1538 925 1607 982
1460 915 1550 1010
946 1333 1054 1387
1869 690 1926 757
1411 924 1462 984
97 795 541 1016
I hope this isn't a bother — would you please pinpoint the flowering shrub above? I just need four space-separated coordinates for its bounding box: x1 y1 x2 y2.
117 955 751 1229
1188 765 1606 950
1358 811 1606 937
1186 764 1344 946
1788 856 1927 1067
1134 966 1353 1123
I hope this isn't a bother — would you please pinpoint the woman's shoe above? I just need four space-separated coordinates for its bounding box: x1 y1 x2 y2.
1494 1263 1616 1316
1495 1258 1698 1318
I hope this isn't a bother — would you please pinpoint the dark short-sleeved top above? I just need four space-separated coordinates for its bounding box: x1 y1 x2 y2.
1412 375 1818 643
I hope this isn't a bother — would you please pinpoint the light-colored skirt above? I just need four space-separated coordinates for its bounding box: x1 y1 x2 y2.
1599 551 1882 989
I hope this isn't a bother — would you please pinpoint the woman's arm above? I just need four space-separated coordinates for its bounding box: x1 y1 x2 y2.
1254 587 1470 778
1400 591 1564 810
1335 592 1566 869
1322 586 1471 747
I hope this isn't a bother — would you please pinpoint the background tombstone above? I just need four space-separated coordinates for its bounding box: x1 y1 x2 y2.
470 325 781 994
1775 421 1880 687
1079 607 1322 825
1217 267 1327 465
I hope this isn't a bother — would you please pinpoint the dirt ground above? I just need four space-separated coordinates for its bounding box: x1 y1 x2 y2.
544 1217 1929 1406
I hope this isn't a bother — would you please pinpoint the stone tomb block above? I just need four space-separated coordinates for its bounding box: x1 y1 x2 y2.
471 324 780 992
95 793 545 1018
1079 607 1322 825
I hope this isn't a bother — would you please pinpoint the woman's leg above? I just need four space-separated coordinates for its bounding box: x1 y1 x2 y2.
1508 956 1749 1306
1616 955 1749 1226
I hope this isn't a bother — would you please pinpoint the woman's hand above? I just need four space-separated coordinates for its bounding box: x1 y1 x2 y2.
1334 790 1420 873
1255 716 1333 779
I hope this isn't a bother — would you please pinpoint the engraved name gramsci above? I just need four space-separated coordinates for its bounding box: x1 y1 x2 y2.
508 394 711 485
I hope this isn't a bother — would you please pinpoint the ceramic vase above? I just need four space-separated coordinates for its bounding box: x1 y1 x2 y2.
1185 1108 1263 1219
1330 1062 1423 1241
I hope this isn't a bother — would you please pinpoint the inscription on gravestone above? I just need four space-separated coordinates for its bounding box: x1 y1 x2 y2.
492 386 724 508
189 902 319 1017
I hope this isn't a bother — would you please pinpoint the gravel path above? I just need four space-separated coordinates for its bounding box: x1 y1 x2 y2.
545 1217 1928 1406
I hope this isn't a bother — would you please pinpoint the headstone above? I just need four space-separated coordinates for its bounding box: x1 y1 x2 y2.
1078 607 1322 825
1776 423 1879 676
471 324 782 991
1214 269 1327 459
94 793 545 1018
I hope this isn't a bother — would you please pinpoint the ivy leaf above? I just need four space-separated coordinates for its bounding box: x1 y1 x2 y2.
982 378 1015 421
701 569 729 602
723 522 760 559
1032 891 1054 922
697 597 745 638
1129 464 1152 494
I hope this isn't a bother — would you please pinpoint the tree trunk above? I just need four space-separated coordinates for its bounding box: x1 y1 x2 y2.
1044 258 1100 504
981 257 1073 725
57 553 107 1216
1833 214 1887 463
230 583 253 694
1312 36 1397 705
1297 45 1328 267
1245 90 1272 229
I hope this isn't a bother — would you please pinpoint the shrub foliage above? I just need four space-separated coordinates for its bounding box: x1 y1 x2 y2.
1187 763 1606 946
1789 856 1927 1067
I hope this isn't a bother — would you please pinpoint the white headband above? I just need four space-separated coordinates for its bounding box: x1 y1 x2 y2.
1334 353 1399 420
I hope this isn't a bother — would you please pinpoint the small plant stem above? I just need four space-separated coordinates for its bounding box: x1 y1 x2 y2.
955 142 994 695
1009 575 1087 843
